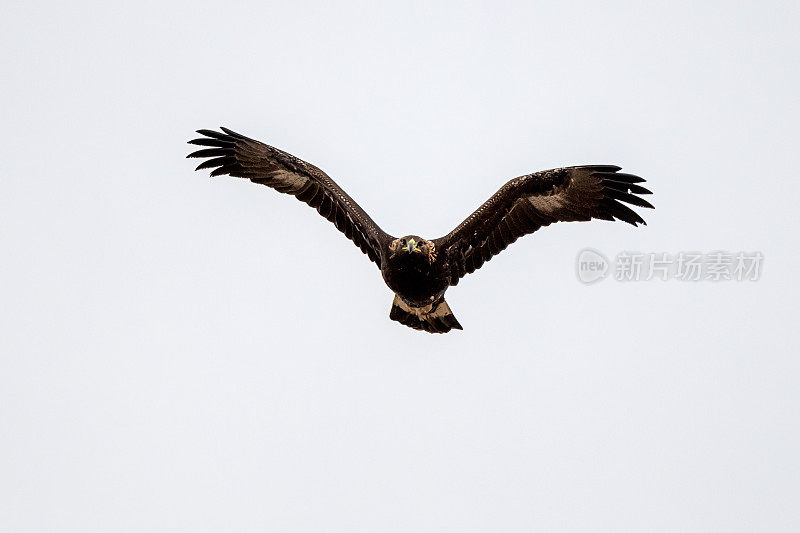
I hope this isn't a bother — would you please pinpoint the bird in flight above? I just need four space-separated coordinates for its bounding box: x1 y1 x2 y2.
188 127 653 333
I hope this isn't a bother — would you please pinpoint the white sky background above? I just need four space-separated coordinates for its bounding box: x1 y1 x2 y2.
2 0 799 531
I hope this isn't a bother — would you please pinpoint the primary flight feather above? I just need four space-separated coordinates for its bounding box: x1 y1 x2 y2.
188 127 653 333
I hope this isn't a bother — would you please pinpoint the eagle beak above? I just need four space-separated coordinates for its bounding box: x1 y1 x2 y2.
403 238 420 253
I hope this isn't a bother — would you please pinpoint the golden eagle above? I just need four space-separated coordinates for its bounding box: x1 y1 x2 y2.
188 128 653 333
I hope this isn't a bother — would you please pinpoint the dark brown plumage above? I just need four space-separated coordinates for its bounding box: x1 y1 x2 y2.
188 127 653 333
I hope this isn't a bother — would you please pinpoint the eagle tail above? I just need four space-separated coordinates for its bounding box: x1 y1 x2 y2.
389 295 463 334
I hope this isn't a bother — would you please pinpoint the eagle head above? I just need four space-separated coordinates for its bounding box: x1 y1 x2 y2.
389 236 437 263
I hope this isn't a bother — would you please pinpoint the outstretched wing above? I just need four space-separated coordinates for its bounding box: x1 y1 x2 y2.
434 165 653 285
188 128 393 267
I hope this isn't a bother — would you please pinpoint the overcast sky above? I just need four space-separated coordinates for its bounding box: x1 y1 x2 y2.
2 1 799 531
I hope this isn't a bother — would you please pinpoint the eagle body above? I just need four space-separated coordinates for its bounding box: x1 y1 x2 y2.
189 127 654 333
381 237 449 306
